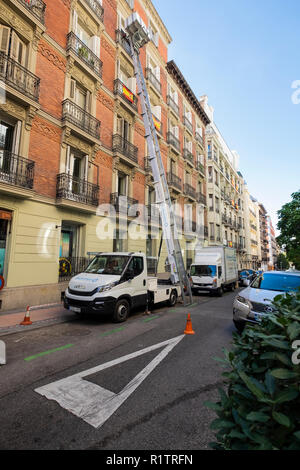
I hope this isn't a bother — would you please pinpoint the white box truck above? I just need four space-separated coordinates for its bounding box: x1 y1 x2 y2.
63 252 181 322
189 246 238 296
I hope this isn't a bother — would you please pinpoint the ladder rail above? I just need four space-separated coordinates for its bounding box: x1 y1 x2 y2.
128 36 193 306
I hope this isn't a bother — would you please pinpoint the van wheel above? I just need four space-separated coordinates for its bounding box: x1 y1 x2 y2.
113 299 130 323
168 290 177 306
216 287 223 297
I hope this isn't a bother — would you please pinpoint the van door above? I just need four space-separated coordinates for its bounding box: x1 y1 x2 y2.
123 256 147 308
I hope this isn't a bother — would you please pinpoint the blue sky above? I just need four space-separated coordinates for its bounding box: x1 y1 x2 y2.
152 0 300 234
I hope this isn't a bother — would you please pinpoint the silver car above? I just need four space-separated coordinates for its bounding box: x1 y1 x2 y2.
233 271 300 332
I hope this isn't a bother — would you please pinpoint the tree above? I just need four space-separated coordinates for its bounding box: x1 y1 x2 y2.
277 191 300 270
276 253 290 270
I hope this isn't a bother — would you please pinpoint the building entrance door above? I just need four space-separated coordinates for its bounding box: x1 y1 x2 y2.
0 210 12 277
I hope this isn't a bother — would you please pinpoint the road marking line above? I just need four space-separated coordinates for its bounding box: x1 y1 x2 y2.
100 327 125 337
24 344 74 362
142 315 159 322
35 335 185 429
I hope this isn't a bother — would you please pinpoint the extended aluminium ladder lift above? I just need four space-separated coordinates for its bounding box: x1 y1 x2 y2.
125 13 193 306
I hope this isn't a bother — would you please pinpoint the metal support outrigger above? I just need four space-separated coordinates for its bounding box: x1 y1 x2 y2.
125 13 193 306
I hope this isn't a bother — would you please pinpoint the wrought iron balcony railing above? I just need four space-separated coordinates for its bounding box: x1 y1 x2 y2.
195 131 203 147
56 173 99 206
0 52 40 102
17 0 46 24
115 29 132 56
196 161 205 175
62 99 101 139
167 172 182 192
167 95 179 116
114 79 138 110
146 67 161 94
112 134 138 163
167 132 180 152
183 148 194 166
67 32 103 78
110 193 138 213
83 0 104 21
59 257 89 282
196 192 206 205
183 116 193 134
184 183 196 200
0 151 35 190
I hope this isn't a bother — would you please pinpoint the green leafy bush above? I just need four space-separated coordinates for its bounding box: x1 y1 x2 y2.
205 290 300 450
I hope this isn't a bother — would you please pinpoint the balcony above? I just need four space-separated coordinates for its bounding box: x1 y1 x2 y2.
0 52 40 102
167 132 180 153
167 95 179 117
196 192 206 205
184 183 196 201
196 161 205 176
183 148 194 167
56 173 99 207
62 100 101 140
112 134 138 165
146 68 161 95
110 193 138 214
114 79 138 111
195 131 203 148
167 172 182 192
83 0 104 21
183 116 193 134
0 152 35 196
66 32 103 78
17 0 46 24
115 29 132 56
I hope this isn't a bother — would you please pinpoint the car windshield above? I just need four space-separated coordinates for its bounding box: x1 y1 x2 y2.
85 255 129 275
251 273 300 292
190 265 217 277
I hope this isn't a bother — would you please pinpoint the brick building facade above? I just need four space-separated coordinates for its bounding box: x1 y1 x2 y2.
0 0 210 310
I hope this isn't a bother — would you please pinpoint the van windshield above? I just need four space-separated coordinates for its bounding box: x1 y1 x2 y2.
85 255 129 275
190 265 217 277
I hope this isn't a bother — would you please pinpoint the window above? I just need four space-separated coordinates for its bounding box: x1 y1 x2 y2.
0 25 27 65
251 273 300 292
127 256 144 277
85 255 129 275
117 116 131 141
70 79 91 111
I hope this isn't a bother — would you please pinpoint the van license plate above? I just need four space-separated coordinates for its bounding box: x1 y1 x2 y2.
70 306 81 313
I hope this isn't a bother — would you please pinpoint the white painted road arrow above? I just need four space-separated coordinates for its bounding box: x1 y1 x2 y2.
35 335 185 429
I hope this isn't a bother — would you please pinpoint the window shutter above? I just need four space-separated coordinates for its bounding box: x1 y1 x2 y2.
90 36 100 57
72 10 78 34
85 90 92 112
0 25 10 55
155 65 160 81
70 79 76 100
10 31 20 62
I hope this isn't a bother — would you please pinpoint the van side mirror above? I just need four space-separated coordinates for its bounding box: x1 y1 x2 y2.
244 279 250 286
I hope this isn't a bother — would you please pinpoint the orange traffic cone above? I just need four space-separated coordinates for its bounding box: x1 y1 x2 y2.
184 313 195 335
20 306 32 326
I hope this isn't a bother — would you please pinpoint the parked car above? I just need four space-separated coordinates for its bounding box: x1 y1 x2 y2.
233 271 300 332
238 269 255 286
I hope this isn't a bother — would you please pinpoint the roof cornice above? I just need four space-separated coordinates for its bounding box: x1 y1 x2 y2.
166 60 210 125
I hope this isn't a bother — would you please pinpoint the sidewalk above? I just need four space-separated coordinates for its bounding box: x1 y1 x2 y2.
0 303 76 336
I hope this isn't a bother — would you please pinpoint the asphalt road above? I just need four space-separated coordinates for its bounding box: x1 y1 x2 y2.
0 290 238 450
